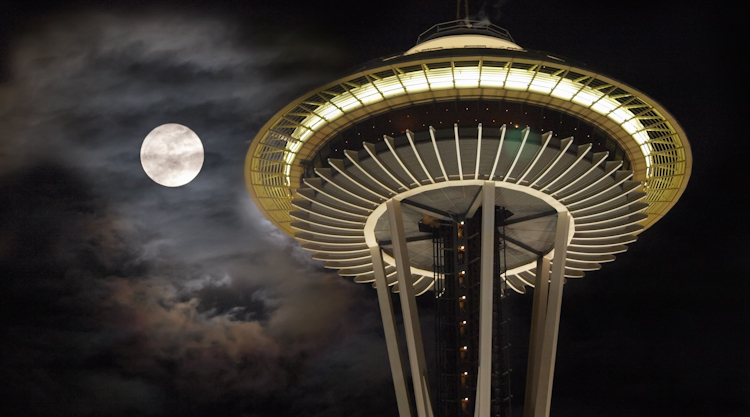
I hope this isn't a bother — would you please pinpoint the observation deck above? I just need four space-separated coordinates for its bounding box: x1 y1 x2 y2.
245 20 692 294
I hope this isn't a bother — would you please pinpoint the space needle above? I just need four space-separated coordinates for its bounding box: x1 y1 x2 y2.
245 19 691 417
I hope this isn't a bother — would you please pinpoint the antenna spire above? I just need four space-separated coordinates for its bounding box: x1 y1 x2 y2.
456 0 469 20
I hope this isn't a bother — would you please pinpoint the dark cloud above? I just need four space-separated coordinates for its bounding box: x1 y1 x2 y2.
474 0 508 23
1 4 745 417
0 11 393 417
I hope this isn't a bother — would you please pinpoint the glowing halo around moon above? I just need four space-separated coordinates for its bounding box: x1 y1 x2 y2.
140 123 204 187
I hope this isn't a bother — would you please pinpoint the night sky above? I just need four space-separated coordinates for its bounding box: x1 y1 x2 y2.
0 1 746 416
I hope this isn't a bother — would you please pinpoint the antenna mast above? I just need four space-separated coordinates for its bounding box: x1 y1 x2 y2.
456 0 469 20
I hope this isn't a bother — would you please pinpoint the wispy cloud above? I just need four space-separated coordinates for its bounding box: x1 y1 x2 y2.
0 11 392 417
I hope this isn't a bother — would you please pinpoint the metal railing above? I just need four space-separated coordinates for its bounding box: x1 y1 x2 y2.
417 20 515 45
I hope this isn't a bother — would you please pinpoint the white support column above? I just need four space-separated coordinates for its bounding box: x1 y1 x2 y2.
370 245 414 417
524 256 550 417
387 199 434 417
475 181 495 417
530 211 571 417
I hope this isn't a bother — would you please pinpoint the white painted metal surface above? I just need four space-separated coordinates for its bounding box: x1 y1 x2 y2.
530 211 571 417
475 181 496 417
387 200 435 417
370 245 414 417
525 256 550 416
290 124 642 294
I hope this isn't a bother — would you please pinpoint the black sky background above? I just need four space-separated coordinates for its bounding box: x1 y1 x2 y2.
0 1 746 416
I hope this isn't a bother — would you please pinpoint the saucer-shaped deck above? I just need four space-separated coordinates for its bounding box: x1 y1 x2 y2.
291 124 646 295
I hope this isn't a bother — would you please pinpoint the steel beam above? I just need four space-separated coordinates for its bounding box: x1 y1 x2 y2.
378 234 435 247
401 198 454 221
497 232 544 258
524 256 550 417
475 181 495 417
464 186 484 219
370 245 414 417
529 211 571 417
387 199 435 417
503 210 557 226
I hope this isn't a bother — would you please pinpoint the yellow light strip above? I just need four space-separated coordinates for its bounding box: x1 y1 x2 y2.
255 60 683 218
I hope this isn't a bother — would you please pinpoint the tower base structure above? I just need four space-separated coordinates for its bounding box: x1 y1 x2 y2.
372 184 570 417
284 123 647 416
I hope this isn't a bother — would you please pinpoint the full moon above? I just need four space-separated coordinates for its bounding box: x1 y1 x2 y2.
140 123 204 187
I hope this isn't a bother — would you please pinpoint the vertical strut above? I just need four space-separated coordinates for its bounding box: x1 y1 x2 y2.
475 181 496 417
371 245 414 417
528 211 571 417
388 199 435 417
525 257 550 416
